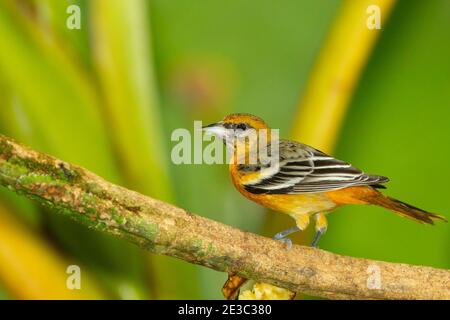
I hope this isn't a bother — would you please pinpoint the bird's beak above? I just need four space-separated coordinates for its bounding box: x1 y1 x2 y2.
202 121 228 139
202 122 220 129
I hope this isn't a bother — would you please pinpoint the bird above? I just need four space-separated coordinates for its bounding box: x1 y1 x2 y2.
202 113 446 248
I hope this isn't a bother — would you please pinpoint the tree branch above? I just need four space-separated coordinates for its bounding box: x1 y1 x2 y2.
0 134 448 300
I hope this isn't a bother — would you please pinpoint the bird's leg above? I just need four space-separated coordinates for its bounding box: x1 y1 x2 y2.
273 215 309 249
273 225 299 239
272 226 299 249
311 213 328 248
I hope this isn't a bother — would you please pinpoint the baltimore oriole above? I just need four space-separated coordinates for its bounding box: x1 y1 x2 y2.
203 113 446 249
203 113 446 299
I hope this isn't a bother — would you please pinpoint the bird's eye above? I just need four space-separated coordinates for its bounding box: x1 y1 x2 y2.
236 123 247 131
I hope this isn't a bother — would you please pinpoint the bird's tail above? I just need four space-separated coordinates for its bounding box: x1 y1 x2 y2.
368 192 447 224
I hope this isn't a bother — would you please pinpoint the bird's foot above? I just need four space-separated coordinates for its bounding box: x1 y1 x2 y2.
273 226 300 250
275 237 293 250
273 233 292 250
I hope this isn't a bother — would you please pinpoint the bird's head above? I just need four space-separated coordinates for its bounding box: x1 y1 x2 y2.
202 113 270 144
202 113 278 165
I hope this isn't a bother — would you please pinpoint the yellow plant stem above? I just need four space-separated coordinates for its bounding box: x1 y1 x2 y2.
291 0 396 152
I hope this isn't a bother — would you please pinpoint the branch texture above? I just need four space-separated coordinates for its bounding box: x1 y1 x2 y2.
0 135 448 300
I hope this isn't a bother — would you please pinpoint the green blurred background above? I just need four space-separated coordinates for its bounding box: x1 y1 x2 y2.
0 0 448 299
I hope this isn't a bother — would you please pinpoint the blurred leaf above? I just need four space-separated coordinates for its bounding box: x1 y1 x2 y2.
0 1 149 299
0 2 118 179
32 0 92 67
90 0 172 200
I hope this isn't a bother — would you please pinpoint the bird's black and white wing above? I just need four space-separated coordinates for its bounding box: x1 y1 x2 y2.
243 140 389 194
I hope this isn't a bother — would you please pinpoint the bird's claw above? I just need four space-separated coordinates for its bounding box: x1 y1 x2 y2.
272 225 300 250
274 237 293 250
273 231 285 240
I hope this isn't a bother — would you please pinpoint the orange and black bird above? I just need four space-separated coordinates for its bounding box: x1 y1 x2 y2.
203 113 446 248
